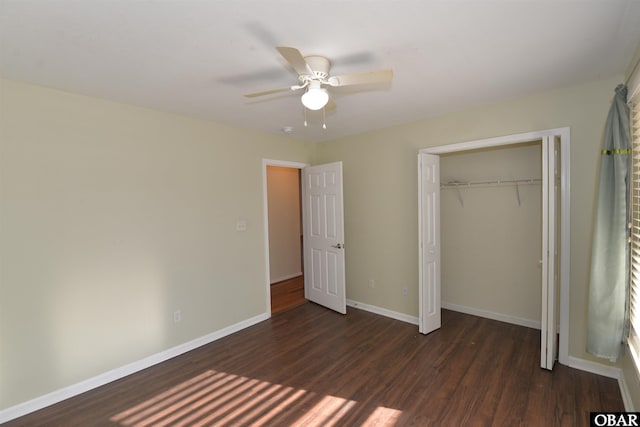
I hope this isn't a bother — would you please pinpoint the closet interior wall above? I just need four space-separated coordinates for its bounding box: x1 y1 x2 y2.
440 141 542 328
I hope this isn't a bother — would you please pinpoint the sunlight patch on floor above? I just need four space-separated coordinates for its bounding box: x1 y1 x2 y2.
110 369 402 426
291 395 357 426
362 406 404 425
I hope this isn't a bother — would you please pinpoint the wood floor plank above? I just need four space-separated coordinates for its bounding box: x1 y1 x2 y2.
270 275 305 314
4 304 624 426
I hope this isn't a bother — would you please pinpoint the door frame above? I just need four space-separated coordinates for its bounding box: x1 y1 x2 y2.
418 127 570 366
262 159 309 316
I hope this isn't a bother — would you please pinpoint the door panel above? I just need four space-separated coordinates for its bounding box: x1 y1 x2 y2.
541 135 559 370
327 252 339 295
303 162 346 314
548 136 560 367
419 153 442 334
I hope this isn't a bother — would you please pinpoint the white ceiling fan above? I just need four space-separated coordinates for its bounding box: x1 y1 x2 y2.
244 46 393 111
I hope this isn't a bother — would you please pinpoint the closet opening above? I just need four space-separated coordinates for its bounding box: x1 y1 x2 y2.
440 141 544 329
418 128 570 370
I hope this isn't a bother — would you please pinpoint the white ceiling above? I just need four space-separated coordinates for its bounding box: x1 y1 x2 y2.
2 1 640 142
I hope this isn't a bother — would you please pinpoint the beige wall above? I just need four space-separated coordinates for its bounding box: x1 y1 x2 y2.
0 78 312 409
267 166 302 283
440 143 542 325
2 72 635 412
312 75 622 369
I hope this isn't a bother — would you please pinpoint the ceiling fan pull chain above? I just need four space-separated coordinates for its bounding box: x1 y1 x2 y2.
303 106 308 127
322 107 327 130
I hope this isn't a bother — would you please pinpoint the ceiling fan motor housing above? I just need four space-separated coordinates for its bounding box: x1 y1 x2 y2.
302 55 330 81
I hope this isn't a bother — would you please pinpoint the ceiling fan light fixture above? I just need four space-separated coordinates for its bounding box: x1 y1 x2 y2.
301 86 329 110
245 46 394 117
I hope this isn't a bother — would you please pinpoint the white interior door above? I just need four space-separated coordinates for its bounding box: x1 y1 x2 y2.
302 162 346 314
419 153 442 334
541 135 559 370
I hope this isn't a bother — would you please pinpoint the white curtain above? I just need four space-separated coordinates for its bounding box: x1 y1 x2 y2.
587 84 631 361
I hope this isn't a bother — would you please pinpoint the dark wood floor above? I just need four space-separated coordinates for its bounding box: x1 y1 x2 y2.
270 275 305 314
5 305 623 426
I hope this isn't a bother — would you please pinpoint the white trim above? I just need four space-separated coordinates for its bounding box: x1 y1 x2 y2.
262 159 309 169
270 272 303 284
442 302 541 330
417 154 424 332
558 128 571 366
347 299 419 325
419 127 569 155
261 159 308 316
619 372 635 412
565 355 621 380
0 312 269 424
418 127 571 367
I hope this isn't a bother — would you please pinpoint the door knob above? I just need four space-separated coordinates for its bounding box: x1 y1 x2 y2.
331 243 344 249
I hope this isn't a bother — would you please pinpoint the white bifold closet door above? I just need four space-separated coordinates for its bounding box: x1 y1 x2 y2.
419 136 560 370
418 153 442 335
541 135 560 370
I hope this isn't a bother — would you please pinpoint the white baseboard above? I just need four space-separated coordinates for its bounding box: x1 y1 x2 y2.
619 370 635 412
442 301 541 330
564 355 632 411
270 272 303 284
0 312 270 424
346 299 419 325
565 355 621 379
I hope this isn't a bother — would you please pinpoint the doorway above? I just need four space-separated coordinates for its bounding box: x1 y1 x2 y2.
418 128 570 369
264 161 306 314
262 159 348 316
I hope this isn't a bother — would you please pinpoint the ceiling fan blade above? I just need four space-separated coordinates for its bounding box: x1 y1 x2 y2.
325 97 336 111
328 69 393 87
244 86 292 98
276 46 312 75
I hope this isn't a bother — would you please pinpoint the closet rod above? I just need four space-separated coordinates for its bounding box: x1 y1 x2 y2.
441 178 542 189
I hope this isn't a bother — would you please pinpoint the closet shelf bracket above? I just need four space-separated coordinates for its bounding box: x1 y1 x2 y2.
456 186 464 208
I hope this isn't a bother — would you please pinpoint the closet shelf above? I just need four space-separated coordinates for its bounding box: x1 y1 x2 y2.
440 178 542 189
441 178 542 207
